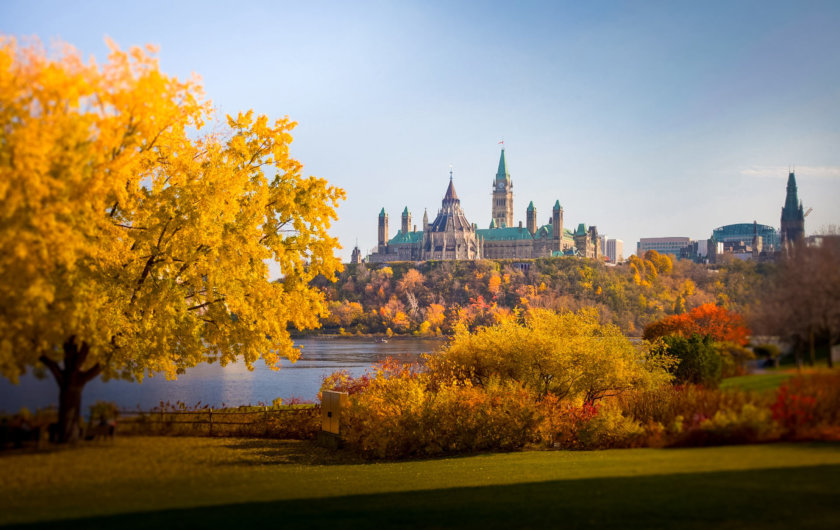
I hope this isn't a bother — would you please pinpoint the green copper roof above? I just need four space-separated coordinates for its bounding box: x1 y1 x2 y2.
534 224 575 240
402 206 409 215
575 223 587 236
489 219 496 229
476 226 532 241
389 230 423 245
553 200 562 210
782 172 802 218
379 208 386 217
527 201 535 212
496 149 510 182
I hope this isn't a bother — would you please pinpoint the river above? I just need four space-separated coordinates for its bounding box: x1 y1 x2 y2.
0 337 445 413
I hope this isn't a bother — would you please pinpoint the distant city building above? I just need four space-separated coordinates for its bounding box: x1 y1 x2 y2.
678 240 709 262
637 237 691 258
350 244 362 264
710 222 780 251
705 171 806 263
780 171 805 247
606 238 624 263
368 149 602 263
806 234 840 249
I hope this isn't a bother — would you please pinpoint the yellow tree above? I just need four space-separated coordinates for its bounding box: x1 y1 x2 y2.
0 38 344 441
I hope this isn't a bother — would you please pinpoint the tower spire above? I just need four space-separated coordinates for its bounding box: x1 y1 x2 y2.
780 169 805 246
496 148 510 182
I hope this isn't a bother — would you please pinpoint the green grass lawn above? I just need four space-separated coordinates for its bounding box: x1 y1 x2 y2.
2 438 840 529
720 372 794 392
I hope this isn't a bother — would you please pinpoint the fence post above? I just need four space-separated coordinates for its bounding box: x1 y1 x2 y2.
208 408 213 437
264 406 269 437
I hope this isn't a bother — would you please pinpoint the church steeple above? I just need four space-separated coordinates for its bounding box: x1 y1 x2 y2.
780 170 805 246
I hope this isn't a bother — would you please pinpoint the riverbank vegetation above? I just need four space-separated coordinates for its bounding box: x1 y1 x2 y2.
320 309 840 459
315 253 771 337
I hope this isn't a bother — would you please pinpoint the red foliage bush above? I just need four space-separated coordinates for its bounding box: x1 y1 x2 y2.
643 303 750 346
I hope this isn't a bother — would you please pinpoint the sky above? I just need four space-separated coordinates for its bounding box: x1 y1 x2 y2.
3 0 840 264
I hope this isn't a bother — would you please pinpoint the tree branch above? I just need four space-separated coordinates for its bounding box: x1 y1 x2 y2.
187 298 226 312
81 363 103 385
39 355 63 385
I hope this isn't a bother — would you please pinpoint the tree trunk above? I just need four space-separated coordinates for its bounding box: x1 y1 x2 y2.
828 327 835 369
40 337 102 444
57 377 85 443
809 328 816 367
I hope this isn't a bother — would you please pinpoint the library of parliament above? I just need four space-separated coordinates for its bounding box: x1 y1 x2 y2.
362 149 602 264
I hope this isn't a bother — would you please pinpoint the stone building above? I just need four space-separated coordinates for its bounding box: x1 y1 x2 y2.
368 149 601 263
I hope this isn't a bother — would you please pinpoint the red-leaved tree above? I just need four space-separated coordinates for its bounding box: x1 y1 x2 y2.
643 303 750 346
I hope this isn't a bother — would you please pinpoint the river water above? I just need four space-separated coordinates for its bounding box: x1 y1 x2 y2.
0 337 445 413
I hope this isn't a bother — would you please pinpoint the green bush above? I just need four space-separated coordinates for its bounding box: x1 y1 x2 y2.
663 335 722 387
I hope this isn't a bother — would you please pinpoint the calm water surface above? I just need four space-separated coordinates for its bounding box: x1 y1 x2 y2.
0 337 445 413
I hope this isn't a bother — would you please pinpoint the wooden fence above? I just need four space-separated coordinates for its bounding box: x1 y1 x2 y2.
114 406 320 438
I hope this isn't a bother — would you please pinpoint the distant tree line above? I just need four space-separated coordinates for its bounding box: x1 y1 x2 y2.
312 251 774 337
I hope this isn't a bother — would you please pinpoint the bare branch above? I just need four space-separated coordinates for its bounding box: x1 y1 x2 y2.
187 298 225 311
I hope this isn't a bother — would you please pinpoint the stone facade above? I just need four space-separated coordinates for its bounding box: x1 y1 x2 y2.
368 149 599 263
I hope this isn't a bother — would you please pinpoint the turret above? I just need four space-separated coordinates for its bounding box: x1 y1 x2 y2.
552 200 563 250
377 208 388 251
401 206 411 235
423 209 429 231
588 226 600 259
752 220 763 256
526 201 537 236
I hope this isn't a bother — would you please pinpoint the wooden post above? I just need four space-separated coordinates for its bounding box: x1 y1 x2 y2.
264 406 269 437
208 409 213 437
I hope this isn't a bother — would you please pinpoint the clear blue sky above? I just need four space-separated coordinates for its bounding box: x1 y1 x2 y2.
4 0 840 263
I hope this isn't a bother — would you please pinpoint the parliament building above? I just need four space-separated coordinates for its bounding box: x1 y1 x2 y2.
367 149 602 263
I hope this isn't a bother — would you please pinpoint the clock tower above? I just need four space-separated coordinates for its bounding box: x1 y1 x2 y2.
491 148 513 228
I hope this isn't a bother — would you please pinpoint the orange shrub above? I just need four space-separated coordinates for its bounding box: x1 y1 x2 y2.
643 303 750 345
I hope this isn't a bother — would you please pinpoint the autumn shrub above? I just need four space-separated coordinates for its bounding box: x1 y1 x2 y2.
428 308 674 401
690 403 777 445
334 365 541 459
616 384 777 446
772 374 840 440
535 395 600 449
575 403 646 449
715 341 755 377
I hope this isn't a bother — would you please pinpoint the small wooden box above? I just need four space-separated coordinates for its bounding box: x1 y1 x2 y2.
320 390 348 435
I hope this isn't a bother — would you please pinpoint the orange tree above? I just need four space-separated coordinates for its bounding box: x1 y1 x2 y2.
0 38 344 441
643 303 750 346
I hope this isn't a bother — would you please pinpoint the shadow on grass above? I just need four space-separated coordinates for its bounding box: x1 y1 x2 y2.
9 464 840 529
218 439 368 466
